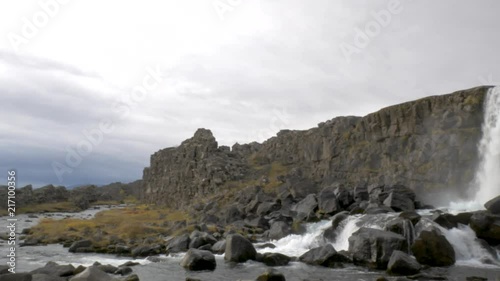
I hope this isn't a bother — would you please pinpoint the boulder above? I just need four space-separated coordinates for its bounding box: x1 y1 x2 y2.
268 221 292 240
348 228 408 269
383 192 414 212
224 204 244 224
69 240 93 253
291 194 318 222
114 266 132 276
261 253 291 266
387 250 421 275
30 261 75 277
131 245 161 257
255 269 286 281
353 186 369 202
399 211 421 225
31 274 66 281
469 211 500 245
299 244 350 267
69 267 114 281
256 202 280 216
411 229 455 266
122 274 139 281
324 211 349 242
485 195 500 214
97 264 118 274
224 234 257 262
317 187 340 214
188 233 217 249
211 240 226 254
180 249 216 271
166 234 190 253
334 185 353 209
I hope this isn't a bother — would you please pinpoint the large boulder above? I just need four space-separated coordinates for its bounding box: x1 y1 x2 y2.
299 244 350 267
180 249 216 271
211 240 226 254
387 250 421 275
188 232 217 249
324 211 349 242
68 240 93 253
268 221 292 240
383 192 414 212
348 228 408 269
334 185 353 209
131 245 162 257
292 194 318 222
485 195 500 215
317 187 341 215
411 229 455 266
469 211 500 245
30 261 75 277
261 253 291 266
166 234 190 253
224 234 257 262
69 267 115 281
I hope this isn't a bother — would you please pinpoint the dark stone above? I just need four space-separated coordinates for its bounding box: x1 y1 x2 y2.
261 252 291 266
30 261 75 277
224 234 257 262
131 245 162 257
334 185 353 209
268 221 292 240
69 240 93 253
255 269 286 281
411 230 455 266
387 250 421 275
211 240 226 254
485 195 500 214
399 211 421 225
115 266 133 275
167 234 190 253
299 244 350 267
317 187 340 214
383 192 415 212
180 249 216 271
292 194 318 222
348 228 408 269
96 264 118 274
469 211 500 245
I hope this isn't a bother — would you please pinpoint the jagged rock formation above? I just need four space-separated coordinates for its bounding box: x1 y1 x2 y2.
143 86 491 207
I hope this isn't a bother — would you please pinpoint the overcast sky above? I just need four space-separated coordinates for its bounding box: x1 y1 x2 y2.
1 0 499 187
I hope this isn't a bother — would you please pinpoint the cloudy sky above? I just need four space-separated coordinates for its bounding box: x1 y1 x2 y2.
1 0 499 187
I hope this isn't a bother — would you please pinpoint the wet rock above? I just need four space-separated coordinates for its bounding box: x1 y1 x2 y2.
97 264 118 274
122 274 140 281
211 240 226 254
348 228 408 269
69 266 114 281
180 249 216 271
399 211 421 226
69 240 93 253
299 244 350 267
485 195 500 214
387 250 421 275
324 211 350 241
166 234 190 254
411 229 455 266
261 253 291 266
225 234 257 263
255 268 286 281
469 211 500 245
30 261 75 277
31 274 66 281
364 206 394 214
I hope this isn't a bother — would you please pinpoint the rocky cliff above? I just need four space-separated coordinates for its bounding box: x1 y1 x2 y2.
143 86 492 207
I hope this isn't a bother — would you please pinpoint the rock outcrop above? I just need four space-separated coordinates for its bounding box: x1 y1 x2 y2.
143 86 491 208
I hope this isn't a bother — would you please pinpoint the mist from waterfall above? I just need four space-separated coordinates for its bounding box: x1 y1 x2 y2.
474 86 500 204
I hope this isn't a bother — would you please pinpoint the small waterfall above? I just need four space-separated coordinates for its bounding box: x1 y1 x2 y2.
474 86 500 204
401 219 416 253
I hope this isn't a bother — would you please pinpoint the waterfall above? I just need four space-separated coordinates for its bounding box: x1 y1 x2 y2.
474 86 500 204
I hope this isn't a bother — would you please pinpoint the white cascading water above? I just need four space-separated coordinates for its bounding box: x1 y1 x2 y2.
474 86 500 204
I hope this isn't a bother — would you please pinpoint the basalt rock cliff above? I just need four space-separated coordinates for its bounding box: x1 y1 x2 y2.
143 86 492 208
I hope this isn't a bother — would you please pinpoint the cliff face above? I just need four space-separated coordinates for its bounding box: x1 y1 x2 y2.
143 86 491 207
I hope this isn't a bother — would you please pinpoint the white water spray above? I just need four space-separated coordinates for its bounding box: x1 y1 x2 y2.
474 86 500 204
